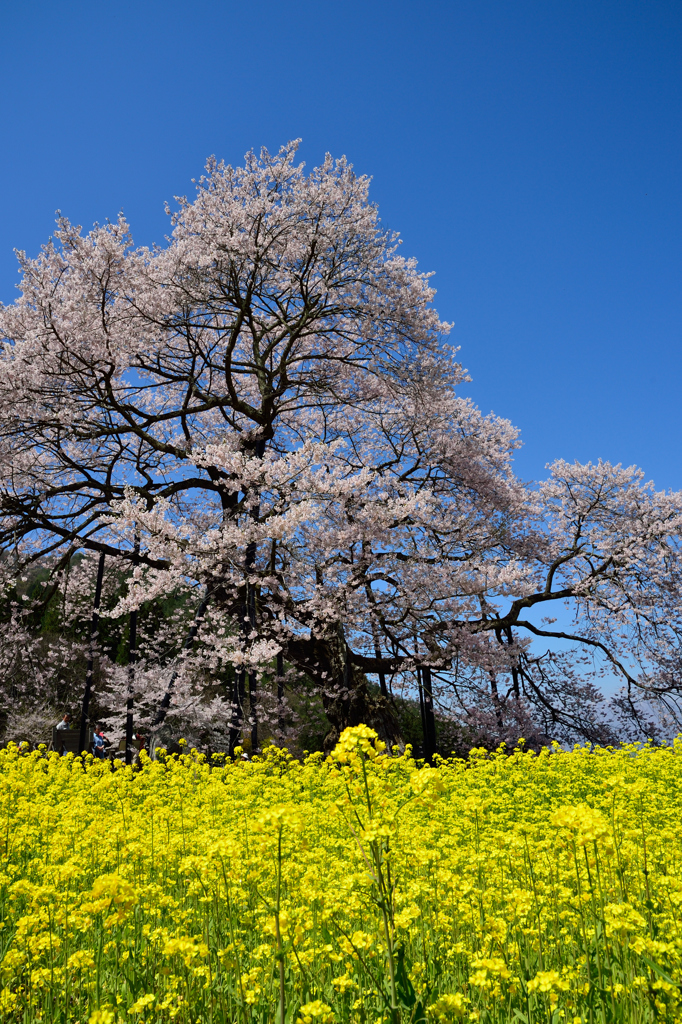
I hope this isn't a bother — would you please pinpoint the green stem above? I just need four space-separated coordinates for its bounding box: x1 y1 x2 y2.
275 826 285 1024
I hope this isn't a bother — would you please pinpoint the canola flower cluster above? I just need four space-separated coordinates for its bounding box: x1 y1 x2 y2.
0 727 681 1024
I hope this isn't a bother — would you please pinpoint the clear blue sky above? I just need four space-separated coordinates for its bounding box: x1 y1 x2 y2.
1 0 680 488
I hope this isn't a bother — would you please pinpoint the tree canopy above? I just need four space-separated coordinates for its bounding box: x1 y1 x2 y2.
1 142 681 754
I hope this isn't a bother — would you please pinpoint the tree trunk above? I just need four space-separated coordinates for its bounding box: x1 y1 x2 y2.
421 665 437 762
79 551 105 754
148 594 211 758
125 607 137 765
248 578 258 752
284 631 403 752
229 669 245 756
276 651 284 737
125 536 140 765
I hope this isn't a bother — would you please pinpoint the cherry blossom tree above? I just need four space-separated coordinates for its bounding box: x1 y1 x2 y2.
1 141 681 753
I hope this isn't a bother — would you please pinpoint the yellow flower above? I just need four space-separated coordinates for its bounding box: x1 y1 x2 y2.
67 950 96 971
1 724 681 1024
89 1009 116 1024
527 970 570 994
332 725 386 763
129 992 156 1014
296 999 334 1024
428 992 469 1020
468 957 511 988
0 988 18 1013
603 902 647 939
87 874 137 921
550 805 609 846
332 973 356 993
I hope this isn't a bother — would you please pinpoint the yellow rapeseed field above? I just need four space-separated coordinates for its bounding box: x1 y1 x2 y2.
0 726 681 1024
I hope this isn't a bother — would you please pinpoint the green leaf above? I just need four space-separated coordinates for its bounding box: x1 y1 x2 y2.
640 954 680 988
410 1000 427 1024
395 944 417 1008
